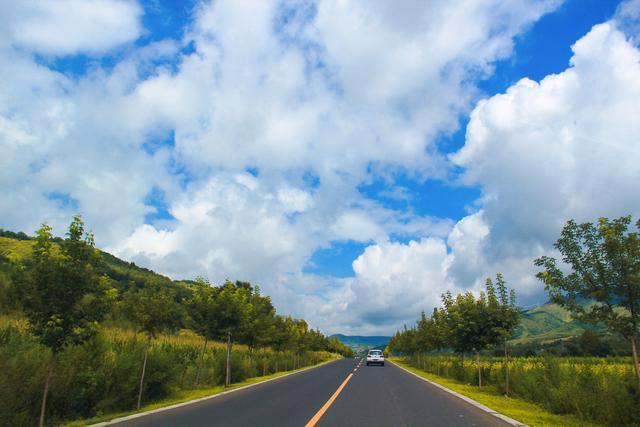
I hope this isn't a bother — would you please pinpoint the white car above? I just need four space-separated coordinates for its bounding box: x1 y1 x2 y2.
366 349 384 366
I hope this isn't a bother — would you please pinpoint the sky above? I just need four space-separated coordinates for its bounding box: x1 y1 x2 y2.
2 0 639 335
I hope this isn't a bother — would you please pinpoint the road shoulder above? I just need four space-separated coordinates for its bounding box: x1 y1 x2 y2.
389 359 599 427
389 360 527 426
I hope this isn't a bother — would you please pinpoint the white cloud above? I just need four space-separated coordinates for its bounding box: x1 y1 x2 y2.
448 20 640 298
0 0 574 333
3 0 142 55
317 18 640 333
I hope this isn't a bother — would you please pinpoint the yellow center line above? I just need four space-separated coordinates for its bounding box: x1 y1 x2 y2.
304 373 354 427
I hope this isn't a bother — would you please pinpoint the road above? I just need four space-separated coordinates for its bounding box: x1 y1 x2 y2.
113 358 514 427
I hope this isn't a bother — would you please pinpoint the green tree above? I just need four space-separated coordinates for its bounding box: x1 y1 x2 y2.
535 216 640 390
211 281 251 387
122 281 183 409
13 216 110 427
240 285 276 351
185 277 217 386
440 277 518 388
485 273 519 394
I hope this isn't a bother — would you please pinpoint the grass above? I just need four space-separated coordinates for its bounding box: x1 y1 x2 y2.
64 357 338 426
0 236 35 261
390 358 600 427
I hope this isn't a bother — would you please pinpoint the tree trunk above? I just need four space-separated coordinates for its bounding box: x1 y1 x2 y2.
225 331 232 387
476 351 482 388
39 351 57 427
630 335 640 391
504 341 510 396
137 335 151 410
263 360 267 376
194 337 208 386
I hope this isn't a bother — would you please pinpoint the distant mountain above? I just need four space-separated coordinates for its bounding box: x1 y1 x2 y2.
330 334 391 353
510 303 602 345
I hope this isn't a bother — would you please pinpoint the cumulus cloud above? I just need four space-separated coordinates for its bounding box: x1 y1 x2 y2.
2 0 142 55
1 0 578 333
449 20 640 297
315 17 640 333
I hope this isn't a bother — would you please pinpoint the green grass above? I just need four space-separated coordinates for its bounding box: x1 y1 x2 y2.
390 358 600 427
0 237 35 262
64 357 338 426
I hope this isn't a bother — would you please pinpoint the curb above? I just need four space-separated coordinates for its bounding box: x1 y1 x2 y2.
90 358 340 426
389 360 528 427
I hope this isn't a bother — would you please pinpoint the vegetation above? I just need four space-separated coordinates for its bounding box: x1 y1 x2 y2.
535 216 640 390
392 358 601 427
12 218 111 427
397 354 638 426
390 215 640 426
0 218 352 426
388 274 519 388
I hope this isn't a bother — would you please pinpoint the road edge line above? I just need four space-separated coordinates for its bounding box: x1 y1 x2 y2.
388 360 528 427
90 358 340 426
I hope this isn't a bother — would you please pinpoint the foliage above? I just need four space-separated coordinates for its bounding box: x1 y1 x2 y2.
535 216 640 388
12 218 111 353
387 274 519 356
393 358 602 427
0 321 334 426
400 354 640 426
121 282 183 339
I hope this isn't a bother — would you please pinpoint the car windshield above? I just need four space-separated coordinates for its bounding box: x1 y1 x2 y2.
369 350 382 355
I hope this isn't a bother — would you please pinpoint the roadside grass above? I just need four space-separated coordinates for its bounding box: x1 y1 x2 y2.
65 357 339 427
390 358 600 427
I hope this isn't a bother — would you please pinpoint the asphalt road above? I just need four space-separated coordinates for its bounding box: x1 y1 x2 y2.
114 358 513 427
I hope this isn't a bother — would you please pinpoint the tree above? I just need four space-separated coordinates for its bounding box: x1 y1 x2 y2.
122 281 183 409
211 281 251 387
13 216 110 427
185 277 218 386
486 273 519 394
535 216 640 390
440 277 518 388
240 285 276 352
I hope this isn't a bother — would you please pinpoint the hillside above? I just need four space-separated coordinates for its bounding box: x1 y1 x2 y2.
510 303 601 344
0 234 187 292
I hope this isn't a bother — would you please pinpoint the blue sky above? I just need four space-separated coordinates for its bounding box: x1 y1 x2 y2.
2 0 639 334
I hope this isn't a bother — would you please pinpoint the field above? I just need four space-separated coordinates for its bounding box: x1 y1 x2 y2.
402 354 639 426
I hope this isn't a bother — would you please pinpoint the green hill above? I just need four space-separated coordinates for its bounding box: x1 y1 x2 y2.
510 303 601 345
0 234 193 301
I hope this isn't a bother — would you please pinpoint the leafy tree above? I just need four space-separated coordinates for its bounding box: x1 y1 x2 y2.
185 277 217 386
485 273 519 394
240 285 276 351
578 330 611 356
211 281 251 387
535 216 640 390
440 277 518 387
122 281 183 409
13 216 110 426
